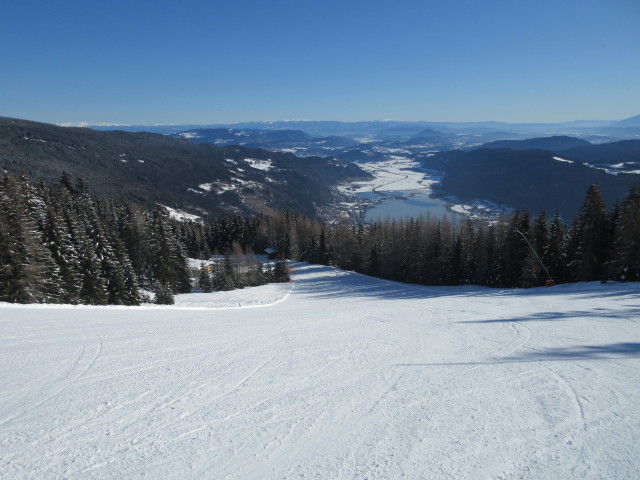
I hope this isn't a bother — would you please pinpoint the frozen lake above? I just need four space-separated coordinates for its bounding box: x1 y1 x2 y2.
361 189 452 221
339 156 458 221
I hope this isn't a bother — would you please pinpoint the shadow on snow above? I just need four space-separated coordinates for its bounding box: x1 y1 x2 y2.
291 263 640 302
459 306 640 323
396 342 640 367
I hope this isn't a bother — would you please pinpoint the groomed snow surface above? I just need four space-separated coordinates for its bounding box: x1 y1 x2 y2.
1 263 639 479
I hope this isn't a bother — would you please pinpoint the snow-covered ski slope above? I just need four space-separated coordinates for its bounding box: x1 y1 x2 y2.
1 263 639 479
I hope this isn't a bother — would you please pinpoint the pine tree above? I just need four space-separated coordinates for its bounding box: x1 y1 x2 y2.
198 263 213 292
213 264 235 291
118 203 152 286
150 206 192 294
154 280 175 304
0 176 62 303
251 259 268 286
459 218 477 284
223 256 239 288
610 183 640 281
242 247 268 287
42 198 82 303
273 260 290 283
569 184 609 282
74 184 112 304
498 211 531 287
0 196 18 302
547 210 569 283
519 211 549 287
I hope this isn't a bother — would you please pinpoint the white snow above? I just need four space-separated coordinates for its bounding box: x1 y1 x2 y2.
158 205 201 222
553 156 574 164
179 132 200 139
450 204 471 214
339 157 435 194
585 163 640 176
244 158 272 171
1 264 639 479
215 184 236 194
602 163 640 174
373 147 412 154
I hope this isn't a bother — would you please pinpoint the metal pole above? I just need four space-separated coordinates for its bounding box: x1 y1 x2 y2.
515 228 554 285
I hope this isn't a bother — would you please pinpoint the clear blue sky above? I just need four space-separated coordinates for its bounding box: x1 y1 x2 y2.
1 0 638 125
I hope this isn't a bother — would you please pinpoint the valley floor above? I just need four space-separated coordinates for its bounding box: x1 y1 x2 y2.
1 264 639 479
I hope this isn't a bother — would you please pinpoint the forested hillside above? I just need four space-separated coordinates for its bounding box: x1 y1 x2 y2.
0 117 369 218
428 148 639 218
476 135 591 151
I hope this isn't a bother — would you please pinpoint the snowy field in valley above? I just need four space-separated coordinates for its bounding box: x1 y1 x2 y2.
1 263 639 479
339 156 437 195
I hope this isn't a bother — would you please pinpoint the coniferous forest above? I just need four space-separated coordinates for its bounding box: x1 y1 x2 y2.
1 173 639 305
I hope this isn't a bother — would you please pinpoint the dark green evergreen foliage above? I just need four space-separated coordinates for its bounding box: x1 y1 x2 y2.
223 256 239 288
519 212 549 287
41 197 82 303
154 281 175 305
77 239 109 305
181 221 211 259
569 184 610 282
0 176 62 303
546 211 569 283
150 206 192 294
117 203 152 286
197 264 213 293
213 257 237 291
248 260 268 287
0 174 183 305
272 260 291 283
0 206 14 299
67 181 110 305
610 183 640 281
459 219 478 284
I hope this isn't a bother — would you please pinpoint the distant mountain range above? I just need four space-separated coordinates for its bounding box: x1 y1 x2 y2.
167 128 359 157
615 114 640 127
86 115 640 141
0 117 370 218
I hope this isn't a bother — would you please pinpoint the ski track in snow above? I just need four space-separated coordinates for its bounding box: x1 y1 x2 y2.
1 263 639 479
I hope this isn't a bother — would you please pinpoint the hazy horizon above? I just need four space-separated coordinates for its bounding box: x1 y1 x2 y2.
52 116 634 129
